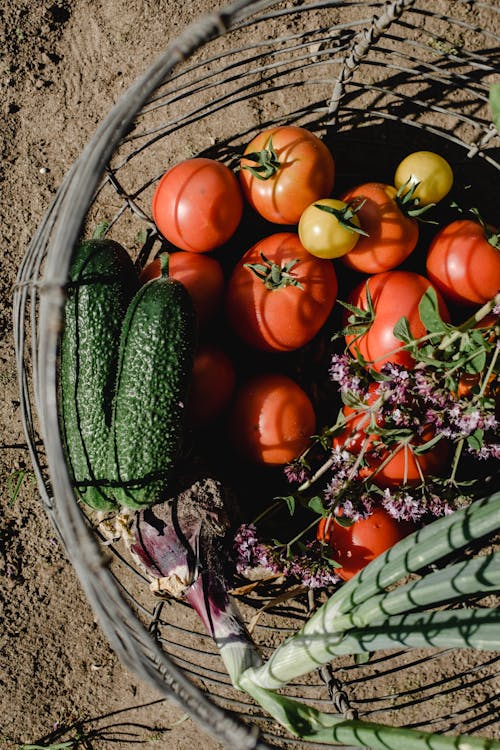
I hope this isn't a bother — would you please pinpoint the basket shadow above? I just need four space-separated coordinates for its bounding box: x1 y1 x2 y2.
21 698 176 749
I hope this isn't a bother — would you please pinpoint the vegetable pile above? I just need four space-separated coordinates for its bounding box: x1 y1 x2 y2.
59 123 500 747
61 124 499 585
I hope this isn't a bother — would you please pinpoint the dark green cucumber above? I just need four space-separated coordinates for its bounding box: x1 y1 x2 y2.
60 238 139 510
108 272 196 508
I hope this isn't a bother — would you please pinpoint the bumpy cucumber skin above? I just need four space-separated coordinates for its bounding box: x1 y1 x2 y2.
60 239 139 510
108 276 196 508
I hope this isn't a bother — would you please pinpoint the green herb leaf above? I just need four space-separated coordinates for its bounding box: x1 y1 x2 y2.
467 428 484 451
412 432 444 454
393 315 414 344
334 514 355 528
419 287 448 333
281 495 296 516
308 496 326 516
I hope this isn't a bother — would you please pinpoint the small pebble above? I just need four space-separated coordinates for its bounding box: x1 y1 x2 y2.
39 166 49 174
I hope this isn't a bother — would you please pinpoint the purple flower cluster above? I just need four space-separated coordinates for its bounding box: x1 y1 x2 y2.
332 357 499 456
329 353 369 397
283 458 310 485
233 523 340 589
381 487 454 522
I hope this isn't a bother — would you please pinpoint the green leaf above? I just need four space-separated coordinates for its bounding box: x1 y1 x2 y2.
334 514 354 528
281 495 296 516
393 315 414 344
468 349 487 375
412 432 445 454
467 428 484 451
418 287 448 333
308 496 326 516
490 83 500 132
336 298 372 322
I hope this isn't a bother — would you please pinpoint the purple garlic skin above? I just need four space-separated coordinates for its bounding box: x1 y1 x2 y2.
129 477 235 595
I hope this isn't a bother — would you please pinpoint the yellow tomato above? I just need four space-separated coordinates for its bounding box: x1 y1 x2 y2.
394 150 453 206
298 198 364 259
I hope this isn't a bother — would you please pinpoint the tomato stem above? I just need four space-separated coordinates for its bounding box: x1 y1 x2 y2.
241 136 281 180
245 253 304 290
395 179 437 221
313 199 369 236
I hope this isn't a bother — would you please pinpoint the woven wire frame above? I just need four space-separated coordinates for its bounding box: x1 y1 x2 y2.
13 0 500 748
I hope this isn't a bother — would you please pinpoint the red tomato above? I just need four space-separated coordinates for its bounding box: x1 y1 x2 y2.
345 270 450 370
317 507 416 581
333 385 449 487
139 252 224 326
151 157 243 253
239 125 335 225
228 373 316 465
187 344 236 425
426 219 500 306
226 232 338 352
340 183 418 273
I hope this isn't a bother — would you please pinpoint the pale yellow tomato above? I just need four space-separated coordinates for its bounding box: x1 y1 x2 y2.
394 151 453 206
298 198 364 259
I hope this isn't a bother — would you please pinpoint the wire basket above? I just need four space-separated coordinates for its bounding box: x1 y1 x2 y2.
13 0 500 748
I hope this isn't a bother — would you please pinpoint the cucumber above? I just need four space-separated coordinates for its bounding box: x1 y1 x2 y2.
60 238 139 510
108 267 197 508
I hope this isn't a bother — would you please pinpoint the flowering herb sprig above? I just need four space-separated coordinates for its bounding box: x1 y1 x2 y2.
233 288 499 591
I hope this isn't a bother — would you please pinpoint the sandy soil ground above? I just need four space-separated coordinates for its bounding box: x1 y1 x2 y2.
1 2 499 750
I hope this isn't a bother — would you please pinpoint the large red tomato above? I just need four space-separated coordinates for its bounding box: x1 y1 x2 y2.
226 232 338 352
152 157 243 253
228 373 316 465
239 125 335 225
340 182 418 273
333 385 449 488
344 270 450 370
317 507 416 581
139 251 225 326
426 219 500 306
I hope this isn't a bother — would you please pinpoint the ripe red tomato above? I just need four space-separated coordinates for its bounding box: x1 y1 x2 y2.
333 385 449 488
187 344 236 425
317 507 416 581
228 373 316 465
340 182 418 273
226 232 338 352
152 157 243 253
426 219 500 306
239 125 335 225
139 252 224 326
345 270 450 370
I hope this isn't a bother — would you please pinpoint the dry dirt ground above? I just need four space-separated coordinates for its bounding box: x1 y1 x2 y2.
1 2 225 749
1 2 499 750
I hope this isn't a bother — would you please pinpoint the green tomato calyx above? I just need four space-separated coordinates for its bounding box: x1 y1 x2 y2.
245 253 304 291
334 283 376 341
313 199 369 236
396 179 438 221
241 136 281 180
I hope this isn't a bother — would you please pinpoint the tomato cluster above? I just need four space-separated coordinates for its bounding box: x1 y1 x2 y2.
146 126 499 581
